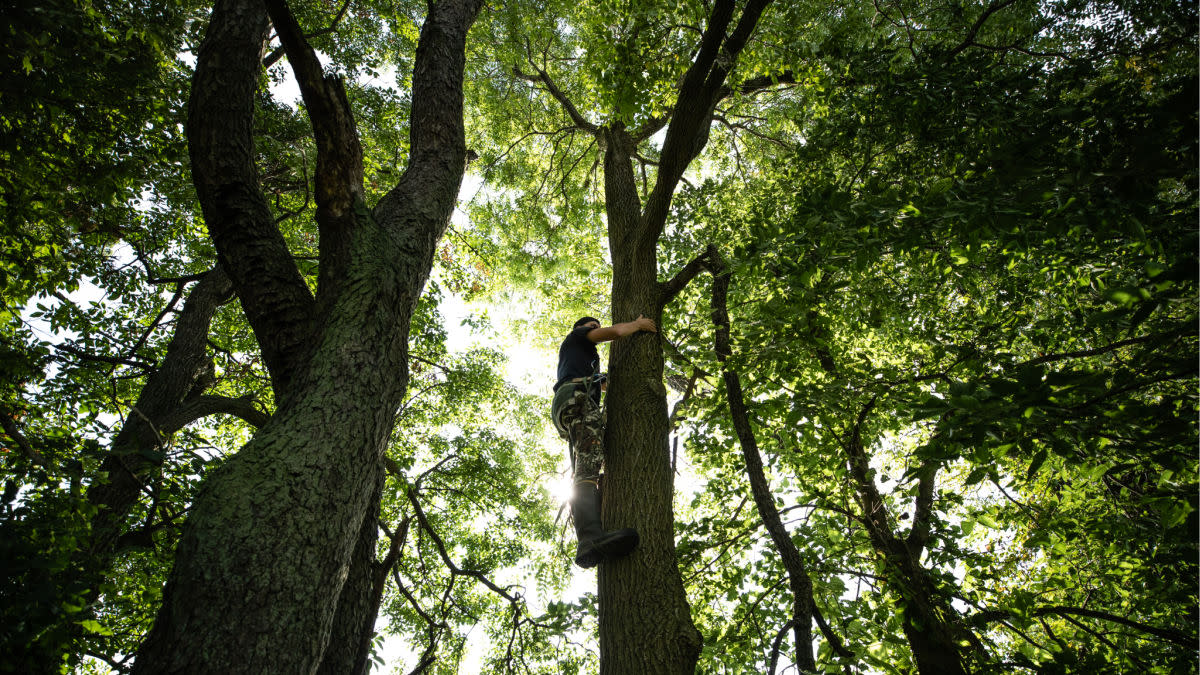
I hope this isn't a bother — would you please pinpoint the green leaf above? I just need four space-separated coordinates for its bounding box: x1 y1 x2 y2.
1026 449 1048 480
964 466 989 486
976 513 1000 529
78 619 112 635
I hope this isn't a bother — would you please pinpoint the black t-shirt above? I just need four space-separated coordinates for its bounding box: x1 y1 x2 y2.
555 326 600 391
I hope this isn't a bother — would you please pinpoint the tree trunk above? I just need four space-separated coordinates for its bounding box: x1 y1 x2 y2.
589 3 775 664
317 471 385 675
843 411 972 675
85 265 240 560
900 589 971 675
510 3 774 670
597 127 702 674
132 222 410 672
132 0 482 668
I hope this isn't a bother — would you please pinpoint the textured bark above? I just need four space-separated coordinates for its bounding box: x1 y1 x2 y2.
321 510 409 675
643 0 772 234
590 3 779 671
184 0 316 399
132 0 482 670
575 3 777 671
132 275 398 672
262 0 363 308
598 127 702 675
316 472 385 675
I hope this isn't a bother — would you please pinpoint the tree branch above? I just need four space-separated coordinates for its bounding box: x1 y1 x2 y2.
373 0 486 273
406 488 520 603
660 248 713 304
968 605 1194 647
767 619 796 675
391 562 446 675
85 650 132 674
708 248 818 671
86 264 235 559
706 0 774 95
714 112 795 150
187 0 317 397
716 70 797 101
262 0 352 68
377 515 410 593
945 0 1025 59
904 459 938 556
641 0 735 231
812 603 854 660
147 271 209 285
112 280 189 366
262 0 365 304
55 343 156 371
274 150 312 225
512 65 598 133
630 114 671 144
668 366 704 428
0 407 48 467
643 0 774 242
1071 369 1192 412
165 394 270 430
1022 332 1181 367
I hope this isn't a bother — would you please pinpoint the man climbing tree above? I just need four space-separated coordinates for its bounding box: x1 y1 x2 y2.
551 315 656 567
468 0 781 668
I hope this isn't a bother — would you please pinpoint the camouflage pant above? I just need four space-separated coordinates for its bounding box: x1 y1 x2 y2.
551 382 605 484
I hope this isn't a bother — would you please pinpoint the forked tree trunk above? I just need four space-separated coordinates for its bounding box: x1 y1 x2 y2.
133 216 421 672
841 400 974 675
132 0 482 669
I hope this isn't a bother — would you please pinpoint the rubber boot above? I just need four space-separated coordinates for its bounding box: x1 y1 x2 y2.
572 482 639 568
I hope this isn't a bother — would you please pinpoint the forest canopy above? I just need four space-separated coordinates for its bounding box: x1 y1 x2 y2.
1 0 1195 672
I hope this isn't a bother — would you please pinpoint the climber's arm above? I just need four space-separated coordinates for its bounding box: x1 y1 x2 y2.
586 315 657 343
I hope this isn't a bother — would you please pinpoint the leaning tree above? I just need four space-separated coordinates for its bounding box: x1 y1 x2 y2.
123 0 486 669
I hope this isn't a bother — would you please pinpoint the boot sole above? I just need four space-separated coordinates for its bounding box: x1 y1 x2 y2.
574 530 639 568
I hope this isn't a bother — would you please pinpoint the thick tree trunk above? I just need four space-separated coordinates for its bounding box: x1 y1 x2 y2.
133 221 411 671
132 0 481 669
597 128 702 674
317 472 385 675
183 0 317 400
